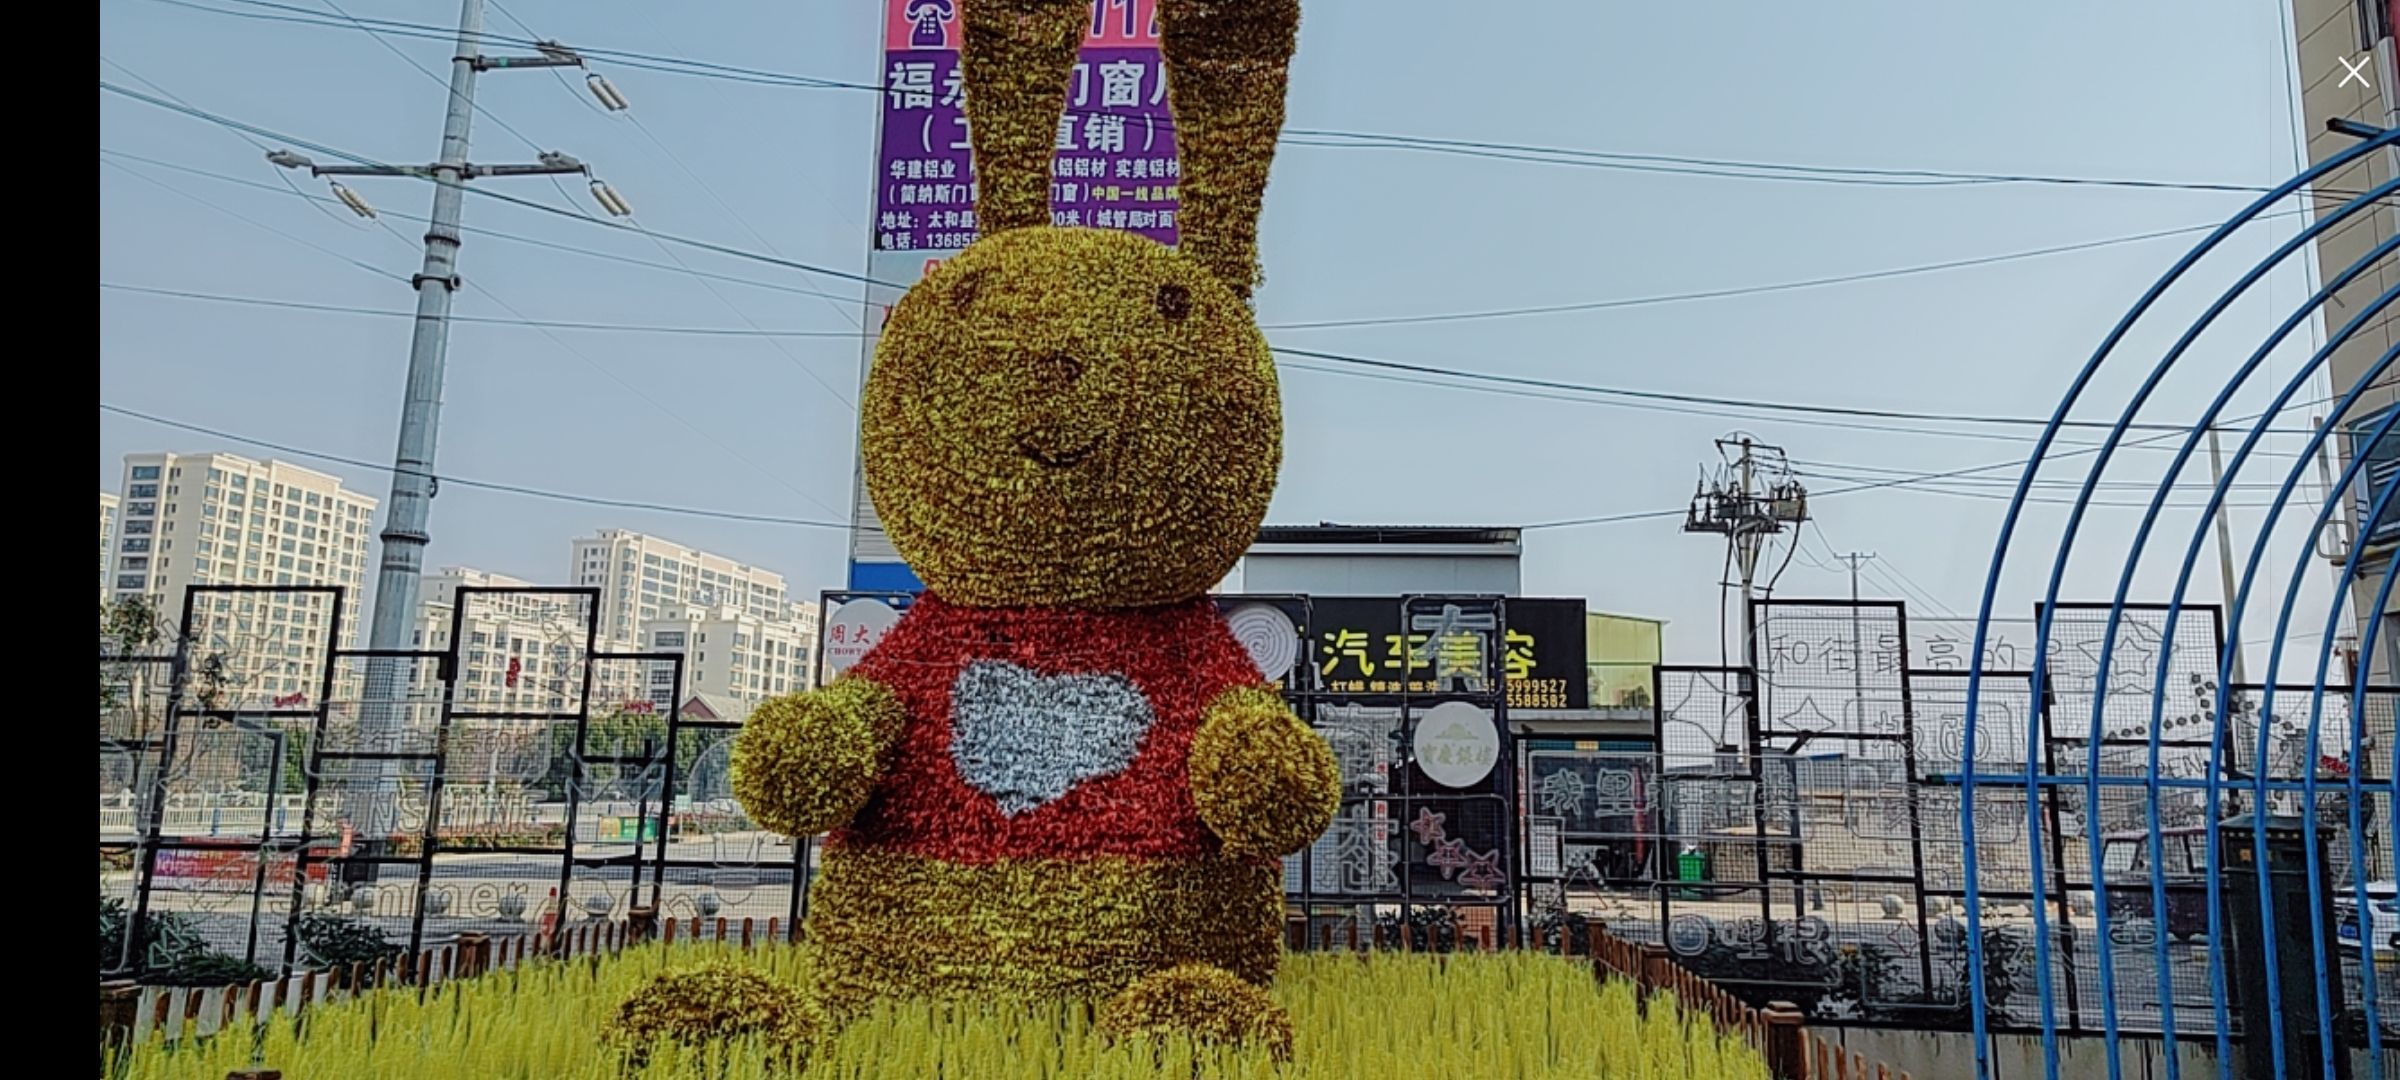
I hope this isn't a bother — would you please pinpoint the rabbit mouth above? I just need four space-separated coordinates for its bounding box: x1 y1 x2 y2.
1015 432 1100 469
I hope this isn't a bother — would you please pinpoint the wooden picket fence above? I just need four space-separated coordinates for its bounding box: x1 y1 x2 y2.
101 910 1905 1080
1293 917 1909 1080
1584 925 1913 1080
97 920 640 1050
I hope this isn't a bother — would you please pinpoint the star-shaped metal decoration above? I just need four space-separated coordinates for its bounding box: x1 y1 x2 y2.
1408 807 1448 847
1426 838 1471 880
1458 847 1505 890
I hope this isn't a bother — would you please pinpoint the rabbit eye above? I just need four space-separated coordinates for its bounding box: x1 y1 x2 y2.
950 268 988 310
1155 283 1191 322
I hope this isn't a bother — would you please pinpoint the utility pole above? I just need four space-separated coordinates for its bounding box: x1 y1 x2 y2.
269 0 617 860
1684 435 1811 735
1832 551 1876 732
1685 435 1809 924
2206 429 2247 683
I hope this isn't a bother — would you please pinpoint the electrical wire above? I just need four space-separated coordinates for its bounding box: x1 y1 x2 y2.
1789 464 2281 509
1262 210 2324 332
98 76 2380 372
98 57 371 235
98 265 2329 450
99 159 404 282
99 403 853 529
1786 455 2294 492
109 130 2328 352
1273 344 2316 436
96 68 853 518
478 0 865 402
97 147 864 306
99 282 864 337
98 80 897 290
309 0 599 217
131 0 2395 200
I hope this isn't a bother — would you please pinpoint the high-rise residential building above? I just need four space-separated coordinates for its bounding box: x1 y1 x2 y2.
414 567 588 715
99 492 119 606
568 530 793 648
108 452 378 703
2290 2 2400 679
568 530 801 710
637 598 819 717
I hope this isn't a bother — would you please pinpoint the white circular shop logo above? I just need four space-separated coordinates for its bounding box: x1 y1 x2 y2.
1413 700 1498 789
1224 602 1300 685
823 599 901 675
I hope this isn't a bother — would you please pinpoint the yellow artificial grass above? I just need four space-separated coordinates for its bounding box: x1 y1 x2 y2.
110 944 1769 1080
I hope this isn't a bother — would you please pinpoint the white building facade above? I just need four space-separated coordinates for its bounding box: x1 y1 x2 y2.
414 567 592 715
638 598 818 717
107 452 377 705
99 492 119 606
568 530 816 712
570 530 793 649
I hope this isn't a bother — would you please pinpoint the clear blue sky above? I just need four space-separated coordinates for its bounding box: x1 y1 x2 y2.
100 0 2354 668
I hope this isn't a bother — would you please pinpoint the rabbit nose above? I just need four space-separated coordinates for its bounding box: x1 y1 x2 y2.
1033 352 1084 386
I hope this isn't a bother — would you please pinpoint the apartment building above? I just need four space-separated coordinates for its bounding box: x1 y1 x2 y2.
99 492 119 606
638 598 819 717
107 452 377 705
414 567 590 714
2290 0 2400 677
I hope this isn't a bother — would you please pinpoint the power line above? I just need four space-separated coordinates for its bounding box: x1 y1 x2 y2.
1787 455 2295 492
98 158 404 282
100 281 865 337
136 0 2394 200
97 147 867 306
111 132 2314 343
1282 129 2392 198
103 273 2339 455
101 106 863 524
1261 211 2319 332
99 403 852 529
1791 464 2282 509
1273 344 2315 436
309 0 601 219
99 56 374 235
98 80 899 290
96 56 861 519
95 80 2352 471
471 0 863 402
103 143 2336 454
102 83 2376 362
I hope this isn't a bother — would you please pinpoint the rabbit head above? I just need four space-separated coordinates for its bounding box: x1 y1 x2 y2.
862 0 1301 608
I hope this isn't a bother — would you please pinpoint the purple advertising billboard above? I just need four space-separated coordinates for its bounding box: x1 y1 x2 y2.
873 0 1181 251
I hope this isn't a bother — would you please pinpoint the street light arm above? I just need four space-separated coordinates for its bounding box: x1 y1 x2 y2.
313 164 432 179
311 162 587 179
471 163 590 178
472 54 584 71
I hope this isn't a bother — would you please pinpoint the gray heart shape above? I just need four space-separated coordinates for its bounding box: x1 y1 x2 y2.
948 659 1157 816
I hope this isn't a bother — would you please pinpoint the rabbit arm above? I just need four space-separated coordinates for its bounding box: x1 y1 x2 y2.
729 677 907 837
1188 685 1341 858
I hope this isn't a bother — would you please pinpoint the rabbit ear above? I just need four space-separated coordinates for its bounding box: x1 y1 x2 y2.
1162 0 1301 299
959 0 1086 235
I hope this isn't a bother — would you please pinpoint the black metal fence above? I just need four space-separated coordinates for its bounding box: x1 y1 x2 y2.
103 584 2399 1039
1517 595 2400 1042
99 584 802 983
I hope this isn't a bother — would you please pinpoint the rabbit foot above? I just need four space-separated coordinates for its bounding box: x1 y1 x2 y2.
1096 963 1294 1060
609 961 824 1070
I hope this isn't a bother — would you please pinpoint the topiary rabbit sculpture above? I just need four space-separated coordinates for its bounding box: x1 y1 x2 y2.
727 0 1336 1052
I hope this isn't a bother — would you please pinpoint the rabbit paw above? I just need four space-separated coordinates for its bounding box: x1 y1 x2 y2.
609 961 824 1070
1096 963 1294 1060
729 678 905 837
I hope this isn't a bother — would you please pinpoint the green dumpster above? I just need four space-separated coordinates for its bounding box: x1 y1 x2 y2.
1676 848 1705 899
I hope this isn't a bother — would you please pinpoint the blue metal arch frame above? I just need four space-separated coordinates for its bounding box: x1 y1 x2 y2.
1961 123 2400 1080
